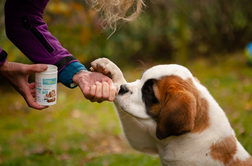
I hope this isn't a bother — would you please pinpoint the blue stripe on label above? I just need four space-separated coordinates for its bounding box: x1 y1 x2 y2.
248 42 252 54
43 78 56 85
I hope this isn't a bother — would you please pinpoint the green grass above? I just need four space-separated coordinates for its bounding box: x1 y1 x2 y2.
0 82 160 166
0 53 252 165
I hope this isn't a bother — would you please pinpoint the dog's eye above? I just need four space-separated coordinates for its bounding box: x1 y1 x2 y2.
142 79 155 94
142 79 159 110
144 85 152 94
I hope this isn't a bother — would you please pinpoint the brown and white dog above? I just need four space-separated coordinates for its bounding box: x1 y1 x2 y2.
91 58 252 166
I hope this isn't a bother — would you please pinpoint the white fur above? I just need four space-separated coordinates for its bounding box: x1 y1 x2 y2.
91 58 251 166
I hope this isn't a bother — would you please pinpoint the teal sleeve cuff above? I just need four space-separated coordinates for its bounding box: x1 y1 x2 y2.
58 61 87 89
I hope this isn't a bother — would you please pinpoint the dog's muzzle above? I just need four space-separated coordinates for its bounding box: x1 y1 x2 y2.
118 84 130 95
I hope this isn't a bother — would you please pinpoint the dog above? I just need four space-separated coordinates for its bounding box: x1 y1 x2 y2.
90 58 252 166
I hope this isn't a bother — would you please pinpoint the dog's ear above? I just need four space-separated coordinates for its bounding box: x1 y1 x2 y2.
156 90 196 140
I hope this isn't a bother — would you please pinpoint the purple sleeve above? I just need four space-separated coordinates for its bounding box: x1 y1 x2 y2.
4 0 78 73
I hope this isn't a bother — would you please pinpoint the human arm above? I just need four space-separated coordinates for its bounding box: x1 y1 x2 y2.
4 0 116 102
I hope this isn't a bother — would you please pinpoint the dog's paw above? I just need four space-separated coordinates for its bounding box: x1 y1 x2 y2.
91 58 126 86
90 58 114 78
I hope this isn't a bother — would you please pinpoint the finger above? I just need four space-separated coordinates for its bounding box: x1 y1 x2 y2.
108 84 117 101
29 82 36 89
29 101 48 110
89 82 108 103
23 64 48 75
31 89 36 98
84 84 96 101
91 82 102 102
82 86 90 97
95 82 109 103
102 82 109 99
24 93 48 110
90 84 97 97
28 82 36 97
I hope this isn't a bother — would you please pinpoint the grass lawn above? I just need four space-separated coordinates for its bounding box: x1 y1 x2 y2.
0 53 252 165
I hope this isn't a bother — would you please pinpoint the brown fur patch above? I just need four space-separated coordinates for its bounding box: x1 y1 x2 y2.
151 75 210 138
192 97 210 133
210 135 237 164
230 157 252 166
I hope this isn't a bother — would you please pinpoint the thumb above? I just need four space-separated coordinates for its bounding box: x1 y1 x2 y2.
24 92 49 110
25 64 48 74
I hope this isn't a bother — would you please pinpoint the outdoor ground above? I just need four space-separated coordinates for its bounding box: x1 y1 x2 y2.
0 53 252 166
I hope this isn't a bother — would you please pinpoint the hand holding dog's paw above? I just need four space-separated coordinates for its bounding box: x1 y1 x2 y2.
72 70 117 102
90 58 126 87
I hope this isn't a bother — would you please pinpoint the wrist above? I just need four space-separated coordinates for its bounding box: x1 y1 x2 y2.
58 61 87 89
0 60 9 73
72 70 89 85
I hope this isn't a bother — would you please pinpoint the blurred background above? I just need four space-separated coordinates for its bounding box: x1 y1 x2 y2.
1 0 252 66
0 0 252 165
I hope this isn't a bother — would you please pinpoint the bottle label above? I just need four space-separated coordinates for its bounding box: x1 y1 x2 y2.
36 77 57 105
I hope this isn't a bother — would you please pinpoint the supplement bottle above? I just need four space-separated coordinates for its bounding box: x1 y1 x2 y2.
35 65 58 106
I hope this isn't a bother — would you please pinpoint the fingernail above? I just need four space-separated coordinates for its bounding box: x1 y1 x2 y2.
41 65 47 70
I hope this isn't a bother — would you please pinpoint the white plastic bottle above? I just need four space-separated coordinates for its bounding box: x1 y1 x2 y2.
35 65 58 106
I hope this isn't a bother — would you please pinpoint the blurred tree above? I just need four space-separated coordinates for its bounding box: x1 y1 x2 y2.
0 0 252 67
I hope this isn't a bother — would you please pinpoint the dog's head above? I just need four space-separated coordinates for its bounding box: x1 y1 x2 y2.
116 64 209 140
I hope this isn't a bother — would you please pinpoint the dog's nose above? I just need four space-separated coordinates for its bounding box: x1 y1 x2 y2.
118 84 129 95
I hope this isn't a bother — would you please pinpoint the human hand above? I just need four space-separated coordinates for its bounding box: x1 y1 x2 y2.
72 70 117 103
0 61 48 110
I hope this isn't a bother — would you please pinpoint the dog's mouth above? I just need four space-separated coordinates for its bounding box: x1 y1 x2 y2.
116 99 151 120
123 108 151 120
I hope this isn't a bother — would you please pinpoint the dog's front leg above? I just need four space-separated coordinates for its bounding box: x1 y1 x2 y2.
91 58 158 154
113 102 159 154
